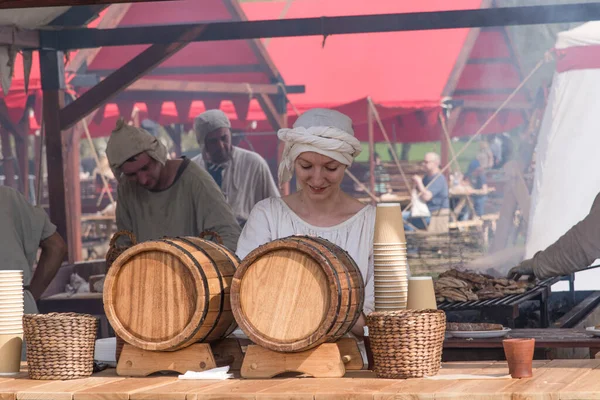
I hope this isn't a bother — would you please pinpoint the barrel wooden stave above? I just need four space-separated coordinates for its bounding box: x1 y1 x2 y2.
104 237 238 352
231 235 365 353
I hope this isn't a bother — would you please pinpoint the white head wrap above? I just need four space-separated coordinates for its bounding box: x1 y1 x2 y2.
193 109 231 150
277 108 362 185
106 118 167 179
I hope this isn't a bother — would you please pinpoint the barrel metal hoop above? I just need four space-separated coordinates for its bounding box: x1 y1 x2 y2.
159 238 211 346
291 236 343 339
305 236 355 339
177 237 226 342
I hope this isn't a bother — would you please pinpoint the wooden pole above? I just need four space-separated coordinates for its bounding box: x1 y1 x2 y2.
367 100 375 201
440 126 450 179
0 127 15 189
16 115 30 201
41 50 69 258
63 127 82 263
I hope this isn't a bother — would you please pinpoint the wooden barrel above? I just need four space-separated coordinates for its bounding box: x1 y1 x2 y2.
104 237 239 351
231 235 364 352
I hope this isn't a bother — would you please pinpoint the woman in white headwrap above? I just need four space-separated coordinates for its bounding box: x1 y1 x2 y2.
236 108 374 336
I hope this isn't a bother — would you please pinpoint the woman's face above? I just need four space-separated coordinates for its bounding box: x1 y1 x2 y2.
294 152 346 200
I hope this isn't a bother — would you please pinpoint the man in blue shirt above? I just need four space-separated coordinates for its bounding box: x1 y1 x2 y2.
463 157 488 217
403 152 450 230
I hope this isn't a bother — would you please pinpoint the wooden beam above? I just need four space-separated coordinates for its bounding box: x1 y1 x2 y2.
0 127 15 189
441 0 488 98
0 27 38 48
48 5 108 27
255 93 283 131
0 0 175 9
15 117 30 201
223 0 281 82
66 3 133 75
43 2 600 50
40 50 68 256
87 64 265 77
128 79 282 95
62 126 82 263
59 25 208 131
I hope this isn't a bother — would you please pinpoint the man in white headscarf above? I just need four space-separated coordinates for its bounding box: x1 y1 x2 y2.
192 110 279 226
106 118 241 251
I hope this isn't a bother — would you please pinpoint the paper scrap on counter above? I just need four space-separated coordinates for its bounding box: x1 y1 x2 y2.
178 366 233 380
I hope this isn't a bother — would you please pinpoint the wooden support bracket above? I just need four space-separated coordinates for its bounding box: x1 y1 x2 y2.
117 343 218 377
241 343 350 378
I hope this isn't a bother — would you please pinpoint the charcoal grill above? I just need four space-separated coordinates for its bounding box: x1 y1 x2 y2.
438 277 561 328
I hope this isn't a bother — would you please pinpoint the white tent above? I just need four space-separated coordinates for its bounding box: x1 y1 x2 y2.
0 7 69 94
526 21 600 290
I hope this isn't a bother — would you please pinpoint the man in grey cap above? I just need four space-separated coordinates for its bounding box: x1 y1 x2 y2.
192 109 279 226
106 118 241 251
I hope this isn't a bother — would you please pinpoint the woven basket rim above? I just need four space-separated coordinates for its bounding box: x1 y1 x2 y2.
24 312 96 321
369 309 445 317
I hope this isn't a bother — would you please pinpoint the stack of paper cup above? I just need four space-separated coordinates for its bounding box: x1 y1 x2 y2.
0 270 24 376
373 203 409 311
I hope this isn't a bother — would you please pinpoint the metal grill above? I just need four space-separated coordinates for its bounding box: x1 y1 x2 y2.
438 277 561 328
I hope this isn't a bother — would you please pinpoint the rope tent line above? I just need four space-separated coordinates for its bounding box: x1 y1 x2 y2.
367 97 412 195
345 169 378 203
403 54 548 213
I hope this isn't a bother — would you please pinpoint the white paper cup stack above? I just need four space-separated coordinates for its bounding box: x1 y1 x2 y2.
373 203 409 311
0 270 24 376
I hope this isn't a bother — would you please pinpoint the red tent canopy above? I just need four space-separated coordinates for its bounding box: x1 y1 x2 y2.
242 0 529 143
2 0 529 146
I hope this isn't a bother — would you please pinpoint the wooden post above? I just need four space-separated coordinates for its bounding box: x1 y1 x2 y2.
63 127 82 263
15 139 28 199
440 128 450 178
40 50 69 257
367 100 375 200
15 115 30 201
0 127 15 189
33 133 42 204
165 124 182 157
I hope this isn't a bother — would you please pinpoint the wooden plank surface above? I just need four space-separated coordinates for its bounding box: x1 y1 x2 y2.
257 378 399 400
510 359 600 400
559 361 600 399
375 362 513 400
5 361 600 400
17 377 123 400
189 379 293 400
73 376 176 400
129 380 225 400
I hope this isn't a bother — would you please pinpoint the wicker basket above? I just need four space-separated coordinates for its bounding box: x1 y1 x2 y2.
23 313 98 380
366 309 446 379
106 230 137 268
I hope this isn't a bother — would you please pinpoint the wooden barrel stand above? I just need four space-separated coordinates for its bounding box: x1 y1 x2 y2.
104 237 241 376
231 236 366 378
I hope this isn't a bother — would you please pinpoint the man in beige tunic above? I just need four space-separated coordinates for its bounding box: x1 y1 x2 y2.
0 186 66 313
192 110 279 226
508 192 600 279
106 119 241 251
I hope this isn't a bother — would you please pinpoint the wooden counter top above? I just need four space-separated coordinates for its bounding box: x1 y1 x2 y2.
2 360 600 400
